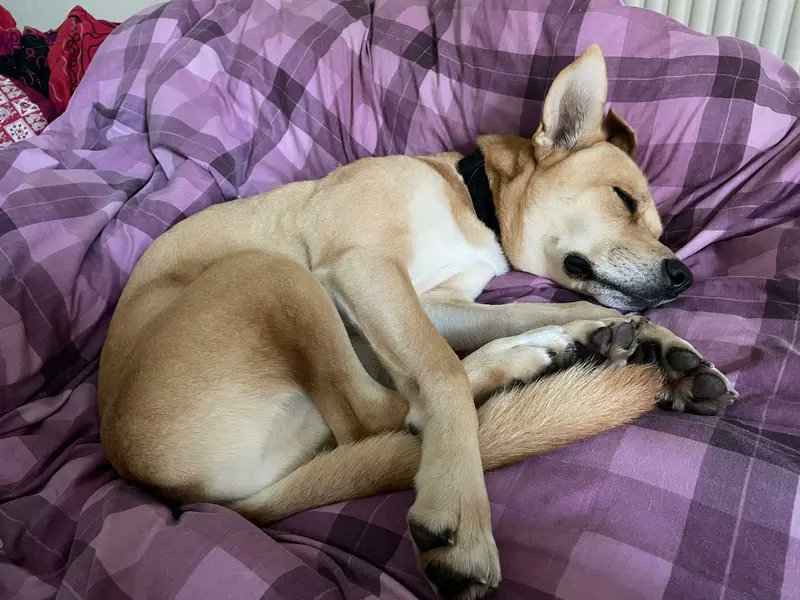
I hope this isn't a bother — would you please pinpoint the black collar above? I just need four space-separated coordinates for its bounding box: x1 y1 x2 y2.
456 149 500 238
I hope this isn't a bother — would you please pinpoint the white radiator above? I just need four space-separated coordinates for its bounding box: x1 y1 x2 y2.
624 0 800 68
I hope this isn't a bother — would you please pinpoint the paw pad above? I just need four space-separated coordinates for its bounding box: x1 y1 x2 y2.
589 326 612 350
666 348 701 371
613 322 637 349
692 372 728 399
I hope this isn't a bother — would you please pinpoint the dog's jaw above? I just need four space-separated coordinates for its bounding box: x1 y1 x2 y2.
582 279 686 313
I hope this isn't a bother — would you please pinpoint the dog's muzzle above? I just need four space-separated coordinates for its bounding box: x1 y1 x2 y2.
563 253 694 311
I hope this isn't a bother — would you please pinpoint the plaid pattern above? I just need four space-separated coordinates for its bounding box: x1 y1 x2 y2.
1 0 799 598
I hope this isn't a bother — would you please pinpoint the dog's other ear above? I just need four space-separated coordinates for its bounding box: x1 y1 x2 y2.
603 108 637 158
533 44 607 162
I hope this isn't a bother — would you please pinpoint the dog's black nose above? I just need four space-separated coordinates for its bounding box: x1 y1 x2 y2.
663 259 693 292
563 253 593 279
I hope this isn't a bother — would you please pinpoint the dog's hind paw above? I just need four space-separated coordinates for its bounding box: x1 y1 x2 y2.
627 327 739 415
563 317 738 415
562 317 641 366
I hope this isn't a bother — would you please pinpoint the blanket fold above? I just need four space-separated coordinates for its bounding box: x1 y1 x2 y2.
1 1 798 599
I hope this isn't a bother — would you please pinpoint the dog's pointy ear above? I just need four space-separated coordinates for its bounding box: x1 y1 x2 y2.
603 108 637 158
533 44 608 162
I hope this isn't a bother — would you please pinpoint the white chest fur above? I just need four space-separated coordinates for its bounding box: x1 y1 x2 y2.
406 169 509 300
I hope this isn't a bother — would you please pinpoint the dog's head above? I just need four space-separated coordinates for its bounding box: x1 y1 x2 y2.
487 45 691 312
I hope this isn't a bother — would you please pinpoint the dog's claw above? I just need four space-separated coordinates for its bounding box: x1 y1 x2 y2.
425 562 494 600
410 521 455 552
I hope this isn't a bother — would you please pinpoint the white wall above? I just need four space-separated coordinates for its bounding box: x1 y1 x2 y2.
3 0 161 30
625 0 800 67
5 0 797 68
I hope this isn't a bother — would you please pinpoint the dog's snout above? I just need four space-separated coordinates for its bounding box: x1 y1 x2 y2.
663 259 693 292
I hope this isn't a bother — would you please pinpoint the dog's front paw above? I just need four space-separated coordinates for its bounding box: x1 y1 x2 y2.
408 480 501 599
627 323 738 415
409 512 500 599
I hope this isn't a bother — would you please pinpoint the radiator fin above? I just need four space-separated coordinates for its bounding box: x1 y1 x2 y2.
624 0 799 67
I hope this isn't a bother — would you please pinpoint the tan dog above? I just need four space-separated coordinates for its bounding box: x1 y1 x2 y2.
98 46 738 600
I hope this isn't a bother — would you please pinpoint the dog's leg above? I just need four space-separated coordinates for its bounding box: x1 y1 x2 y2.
275 265 409 443
221 252 409 443
317 251 501 596
460 325 576 404
229 322 666 524
99 250 413 512
230 362 662 520
423 290 620 351
458 318 641 405
230 317 737 519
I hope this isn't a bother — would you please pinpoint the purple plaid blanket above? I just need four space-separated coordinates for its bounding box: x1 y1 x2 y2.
1 0 799 598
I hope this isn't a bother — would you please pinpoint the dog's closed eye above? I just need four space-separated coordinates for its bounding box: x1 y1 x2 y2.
613 186 637 214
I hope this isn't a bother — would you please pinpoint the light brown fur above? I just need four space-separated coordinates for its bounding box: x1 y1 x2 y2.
230 363 662 524
98 46 737 599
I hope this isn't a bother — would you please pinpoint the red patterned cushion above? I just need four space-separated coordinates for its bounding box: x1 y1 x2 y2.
47 6 118 113
0 74 49 147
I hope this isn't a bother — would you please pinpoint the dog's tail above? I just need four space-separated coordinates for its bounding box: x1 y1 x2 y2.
230 363 662 524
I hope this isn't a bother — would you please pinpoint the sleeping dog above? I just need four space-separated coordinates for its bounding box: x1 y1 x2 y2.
98 46 738 599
